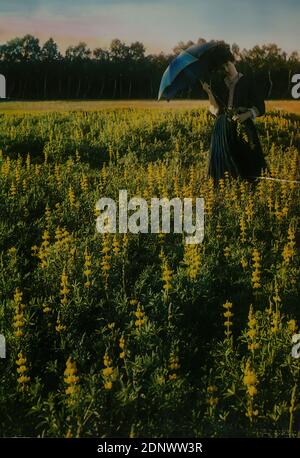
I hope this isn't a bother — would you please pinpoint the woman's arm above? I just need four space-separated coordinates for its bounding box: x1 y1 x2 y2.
233 110 253 123
233 75 265 123
248 74 266 117
201 81 219 116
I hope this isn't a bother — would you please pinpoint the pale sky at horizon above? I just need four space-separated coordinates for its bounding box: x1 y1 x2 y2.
0 0 299 55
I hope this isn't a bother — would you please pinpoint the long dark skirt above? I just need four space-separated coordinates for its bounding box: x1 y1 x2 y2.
208 114 267 181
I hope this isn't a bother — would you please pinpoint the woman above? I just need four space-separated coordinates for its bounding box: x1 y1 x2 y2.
202 47 267 181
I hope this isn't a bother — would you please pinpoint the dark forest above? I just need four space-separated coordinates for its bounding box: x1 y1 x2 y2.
0 35 299 99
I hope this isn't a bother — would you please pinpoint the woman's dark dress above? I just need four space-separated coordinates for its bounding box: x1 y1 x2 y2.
208 73 267 181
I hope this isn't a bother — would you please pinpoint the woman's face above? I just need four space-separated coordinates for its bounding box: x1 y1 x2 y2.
223 61 236 76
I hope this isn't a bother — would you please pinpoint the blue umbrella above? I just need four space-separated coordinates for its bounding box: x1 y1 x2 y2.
158 41 228 101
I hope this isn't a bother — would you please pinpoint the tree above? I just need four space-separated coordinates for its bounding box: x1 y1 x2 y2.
21 34 41 61
0 35 41 62
41 38 61 61
173 40 195 55
93 47 110 60
129 41 146 61
0 37 24 61
110 39 130 61
40 38 62 98
65 42 91 61
242 44 287 70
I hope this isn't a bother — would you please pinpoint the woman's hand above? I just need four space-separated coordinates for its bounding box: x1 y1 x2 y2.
201 81 212 94
232 111 252 123
201 80 219 116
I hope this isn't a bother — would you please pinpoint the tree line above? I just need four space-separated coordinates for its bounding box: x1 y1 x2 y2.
0 35 299 99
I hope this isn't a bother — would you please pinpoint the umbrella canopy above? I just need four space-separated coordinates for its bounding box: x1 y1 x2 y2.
158 41 230 101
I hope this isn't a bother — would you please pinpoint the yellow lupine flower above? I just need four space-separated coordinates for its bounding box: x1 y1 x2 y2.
251 249 261 289
101 233 111 289
160 249 173 297
68 186 76 208
239 217 247 243
243 359 258 398
103 367 114 377
134 303 146 328
103 353 112 367
183 244 201 281
13 288 26 338
83 247 92 288
64 357 79 401
223 301 233 338
223 246 230 259
247 305 260 351
288 320 297 334
168 373 177 381
55 318 66 333
60 268 70 306
16 352 30 391
104 381 113 390
102 353 116 390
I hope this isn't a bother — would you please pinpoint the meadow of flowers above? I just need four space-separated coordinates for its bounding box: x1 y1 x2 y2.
0 106 299 437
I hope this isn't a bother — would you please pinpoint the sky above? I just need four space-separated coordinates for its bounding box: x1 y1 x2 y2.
0 0 299 55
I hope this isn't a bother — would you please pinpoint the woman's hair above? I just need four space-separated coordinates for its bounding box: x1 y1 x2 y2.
208 42 235 72
220 44 235 63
